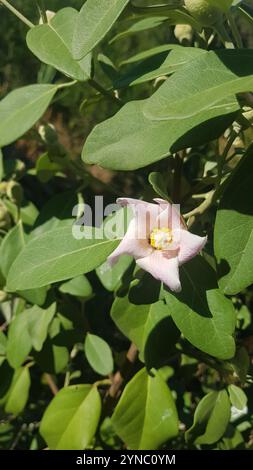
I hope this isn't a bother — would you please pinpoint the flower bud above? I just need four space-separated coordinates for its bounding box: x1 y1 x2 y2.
38 123 58 146
184 0 222 27
243 107 253 125
175 24 193 44
0 203 11 230
0 182 8 194
0 290 8 302
39 10 55 24
6 181 23 206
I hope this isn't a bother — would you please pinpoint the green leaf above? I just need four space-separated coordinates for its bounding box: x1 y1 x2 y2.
6 311 32 369
207 0 233 12
83 99 237 170
228 347 249 384
0 85 58 147
218 425 245 451
84 333 113 376
238 2 253 25
32 190 78 237
115 45 205 88
110 8 200 44
0 220 47 305
59 275 93 298
111 276 180 368
228 384 247 410
96 255 132 291
40 385 101 450
34 338 69 374
164 256 236 360
111 368 178 450
35 152 63 183
0 331 7 355
185 390 231 445
27 8 91 81
7 226 119 291
72 0 129 60
5 367 31 415
83 51 241 170
144 50 253 120
18 286 48 307
0 150 4 181
0 361 13 401
28 303 56 352
215 146 253 294
148 172 170 201
0 221 26 279
110 17 168 43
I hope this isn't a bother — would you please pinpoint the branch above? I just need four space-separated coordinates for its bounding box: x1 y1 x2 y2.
44 373 59 396
0 0 34 28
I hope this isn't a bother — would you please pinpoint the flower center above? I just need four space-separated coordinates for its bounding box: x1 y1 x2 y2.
150 228 173 251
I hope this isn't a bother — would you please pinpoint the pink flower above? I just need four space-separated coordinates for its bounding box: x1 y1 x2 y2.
107 198 207 293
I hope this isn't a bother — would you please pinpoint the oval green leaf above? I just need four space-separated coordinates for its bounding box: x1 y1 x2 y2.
5 367 31 416
84 333 113 376
111 368 178 450
185 390 231 445
6 226 119 291
0 84 58 148
164 256 236 360
40 384 101 450
214 145 253 294
72 0 129 60
27 8 91 81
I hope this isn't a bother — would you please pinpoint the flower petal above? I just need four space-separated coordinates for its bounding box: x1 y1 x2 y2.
153 198 169 208
117 197 161 237
136 251 181 292
156 202 184 231
107 218 152 266
178 230 207 265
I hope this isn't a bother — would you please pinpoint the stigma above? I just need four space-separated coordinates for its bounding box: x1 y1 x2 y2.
150 228 173 251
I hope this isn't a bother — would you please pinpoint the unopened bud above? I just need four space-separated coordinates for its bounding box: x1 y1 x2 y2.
184 0 222 27
0 204 11 230
6 181 23 206
39 10 55 24
0 290 8 302
175 24 193 44
38 123 58 145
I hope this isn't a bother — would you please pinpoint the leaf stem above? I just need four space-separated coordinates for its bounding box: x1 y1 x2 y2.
88 78 123 107
0 0 34 28
172 152 184 203
57 79 77 90
227 11 243 48
215 22 235 49
130 1 184 16
44 373 58 395
36 0 47 24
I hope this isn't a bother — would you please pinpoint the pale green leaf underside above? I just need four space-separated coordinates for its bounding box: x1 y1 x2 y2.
27 8 91 81
82 96 237 170
115 45 205 88
84 333 113 376
6 226 119 291
144 50 253 120
83 50 247 170
0 85 58 148
72 0 129 60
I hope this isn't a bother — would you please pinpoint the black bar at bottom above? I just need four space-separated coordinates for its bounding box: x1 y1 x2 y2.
0 449 250 465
